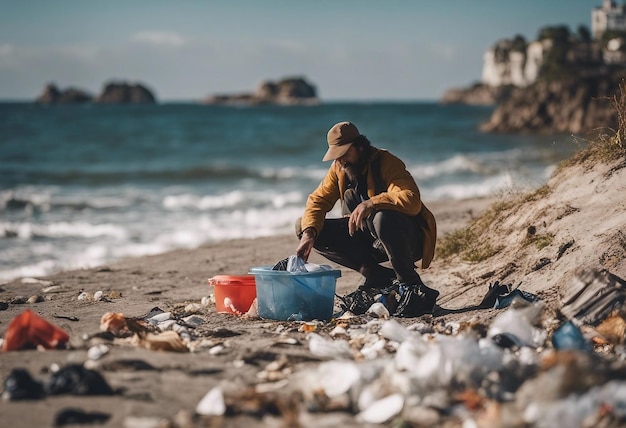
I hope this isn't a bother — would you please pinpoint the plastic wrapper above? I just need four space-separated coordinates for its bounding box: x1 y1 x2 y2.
2 310 69 352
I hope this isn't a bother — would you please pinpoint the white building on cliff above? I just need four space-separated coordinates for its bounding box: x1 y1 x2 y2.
482 1 626 88
592 0 626 39
481 39 552 88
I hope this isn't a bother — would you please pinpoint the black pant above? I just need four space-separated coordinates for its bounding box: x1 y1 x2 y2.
297 189 424 285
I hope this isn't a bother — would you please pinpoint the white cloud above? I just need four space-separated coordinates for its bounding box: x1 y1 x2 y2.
130 31 187 48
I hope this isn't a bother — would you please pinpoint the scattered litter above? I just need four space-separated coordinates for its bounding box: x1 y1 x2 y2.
135 331 189 353
595 314 626 345
308 333 353 359
487 303 546 348
53 314 79 322
2 310 70 351
87 344 110 360
27 295 44 304
561 269 626 325
478 281 540 309
185 303 208 314
146 311 171 324
356 393 404 424
208 345 225 355
365 302 390 319
551 321 590 352
299 322 317 332
195 386 226 416
494 289 540 309
46 364 115 396
100 312 129 337
4 267 626 426
2 368 45 400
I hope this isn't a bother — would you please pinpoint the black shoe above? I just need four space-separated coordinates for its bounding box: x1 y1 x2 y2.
373 282 401 314
337 288 375 315
392 281 439 318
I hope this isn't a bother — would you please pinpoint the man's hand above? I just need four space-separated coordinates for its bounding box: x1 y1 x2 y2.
349 200 374 236
295 228 316 262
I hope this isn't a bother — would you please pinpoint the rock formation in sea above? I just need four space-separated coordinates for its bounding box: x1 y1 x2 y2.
204 76 319 106
35 81 157 105
95 81 157 104
36 83 93 104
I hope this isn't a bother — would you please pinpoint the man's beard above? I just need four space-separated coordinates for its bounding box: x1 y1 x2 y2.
342 150 367 182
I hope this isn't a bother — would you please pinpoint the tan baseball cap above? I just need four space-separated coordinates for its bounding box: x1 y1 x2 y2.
322 121 360 161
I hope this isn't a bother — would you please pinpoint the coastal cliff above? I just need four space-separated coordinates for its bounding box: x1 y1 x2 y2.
481 69 624 134
443 23 626 134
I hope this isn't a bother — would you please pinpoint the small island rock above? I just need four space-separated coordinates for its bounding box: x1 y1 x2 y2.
95 81 157 104
204 76 319 106
36 83 93 104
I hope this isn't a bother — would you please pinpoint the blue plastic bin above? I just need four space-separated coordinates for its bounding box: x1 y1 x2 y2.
249 266 341 321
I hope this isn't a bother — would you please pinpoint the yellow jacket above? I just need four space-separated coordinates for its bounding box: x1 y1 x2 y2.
301 148 437 268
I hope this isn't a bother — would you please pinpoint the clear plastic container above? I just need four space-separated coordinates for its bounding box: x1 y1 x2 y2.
249 266 341 321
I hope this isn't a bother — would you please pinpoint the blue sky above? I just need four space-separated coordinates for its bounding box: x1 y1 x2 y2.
0 1 602 101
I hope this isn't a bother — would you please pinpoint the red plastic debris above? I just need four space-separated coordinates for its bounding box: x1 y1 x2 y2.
2 309 70 351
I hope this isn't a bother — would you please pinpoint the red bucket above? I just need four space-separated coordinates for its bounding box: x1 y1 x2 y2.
208 275 256 314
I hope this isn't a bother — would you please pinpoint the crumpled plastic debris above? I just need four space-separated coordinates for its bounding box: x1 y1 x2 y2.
487 302 546 348
47 364 115 396
2 368 46 400
1 309 70 352
134 330 189 353
2 365 115 401
196 386 226 416
308 333 353 359
494 288 540 309
478 281 540 309
560 269 626 325
365 302 390 319
551 320 590 352
594 314 626 345
99 312 129 336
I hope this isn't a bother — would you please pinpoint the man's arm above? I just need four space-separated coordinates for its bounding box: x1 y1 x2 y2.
295 227 316 261
368 153 423 216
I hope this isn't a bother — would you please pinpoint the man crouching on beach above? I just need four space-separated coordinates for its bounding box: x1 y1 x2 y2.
295 121 439 317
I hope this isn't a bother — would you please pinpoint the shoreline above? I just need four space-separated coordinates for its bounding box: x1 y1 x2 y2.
0 196 497 286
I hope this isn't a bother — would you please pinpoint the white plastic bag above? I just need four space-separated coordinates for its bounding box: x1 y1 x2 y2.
287 255 307 273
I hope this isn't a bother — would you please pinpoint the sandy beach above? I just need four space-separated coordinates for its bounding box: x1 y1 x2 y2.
0 195 500 427
1 147 625 428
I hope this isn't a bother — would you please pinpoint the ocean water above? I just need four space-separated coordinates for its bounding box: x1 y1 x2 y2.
0 102 580 282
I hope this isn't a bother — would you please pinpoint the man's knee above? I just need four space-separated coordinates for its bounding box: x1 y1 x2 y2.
372 210 408 239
